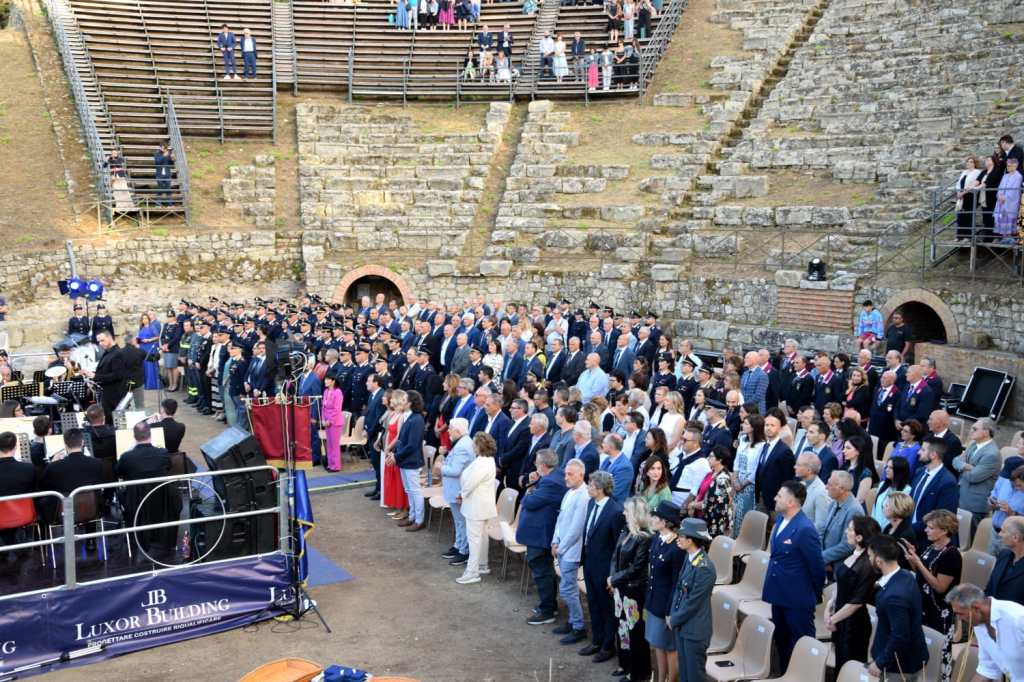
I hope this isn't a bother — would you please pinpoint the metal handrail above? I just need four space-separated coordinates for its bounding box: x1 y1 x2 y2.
401 57 411 106
271 35 278 144
135 0 161 89
346 46 354 102
0 465 288 595
637 0 688 99
201 0 226 141
165 93 191 225
43 0 116 219
288 0 299 95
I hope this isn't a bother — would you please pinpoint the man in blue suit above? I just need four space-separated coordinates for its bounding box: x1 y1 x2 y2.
867 535 929 679
754 412 796 515
909 437 959 541
244 341 272 398
297 355 324 467
502 339 526 388
441 419 477 565
517 414 552 489
570 421 599 477
468 386 490 436
521 341 545 386
579 470 625 662
598 433 634 504
609 334 635 377
516 449 567 624
741 352 769 413
500 399 532 490
481 394 511 465
543 337 566 387
362 373 386 499
761 480 825 670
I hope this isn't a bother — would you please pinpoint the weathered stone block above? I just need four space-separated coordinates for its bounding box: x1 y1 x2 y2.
773 270 802 288
651 264 678 281
479 260 513 276
426 260 456 276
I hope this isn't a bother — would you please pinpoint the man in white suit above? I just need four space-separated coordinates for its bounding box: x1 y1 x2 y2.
441 419 476 566
550 458 590 644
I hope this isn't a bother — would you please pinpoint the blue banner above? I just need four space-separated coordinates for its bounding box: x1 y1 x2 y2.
0 554 291 677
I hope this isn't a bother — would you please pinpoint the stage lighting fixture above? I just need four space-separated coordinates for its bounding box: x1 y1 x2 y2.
66 277 86 298
86 279 104 300
806 258 827 281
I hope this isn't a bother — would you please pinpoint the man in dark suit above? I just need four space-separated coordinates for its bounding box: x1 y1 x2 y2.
437 324 457 375
754 412 796 516
586 330 610 373
244 341 273 398
450 333 472 377
894 364 934 428
758 349 782 410
156 398 186 453
700 403 733 457
561 337 586 387
117 421 179 557
0 431 35 497
521 342 545 386
784 354 815 415
516 450 567 624
82 404 117 475
517 414 552 489
926 409 963 477
543 337 566 387
39 428 105 521
867 536 929 679
868 370 901 455
579 470 625 662
812 353 844 415
85 330 128 423
761 480 825 670
499 399 532 490
363 373 387 500
908 437 959 540
481 394 511 465
501 339 525 388
633 327 656 368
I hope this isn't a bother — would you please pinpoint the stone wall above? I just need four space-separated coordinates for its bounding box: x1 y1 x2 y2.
2 231 303 352
222 154 276 227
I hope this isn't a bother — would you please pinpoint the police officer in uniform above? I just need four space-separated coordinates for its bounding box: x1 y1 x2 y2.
335 348 355 411
349 344 373 415
68 304 90 338
91 303 115 343
668 518 716 682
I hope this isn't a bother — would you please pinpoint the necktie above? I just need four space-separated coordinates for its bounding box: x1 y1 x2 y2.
584 503 597 541
614 349 622 367
756 442 770 469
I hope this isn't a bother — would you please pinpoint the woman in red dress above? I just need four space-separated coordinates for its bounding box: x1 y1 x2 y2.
381 391 409 518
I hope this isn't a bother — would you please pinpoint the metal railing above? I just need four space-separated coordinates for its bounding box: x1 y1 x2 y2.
164 93 192 225
929 183 1023 281
43 0 117 220
0 465 288 599
346 46 354 102
288 0 300 95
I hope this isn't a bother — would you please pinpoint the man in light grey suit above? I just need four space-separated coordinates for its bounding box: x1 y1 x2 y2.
550 457 590 644
441 419 476 565
954 417 1002 537
450 333 472 377
819 470 864 573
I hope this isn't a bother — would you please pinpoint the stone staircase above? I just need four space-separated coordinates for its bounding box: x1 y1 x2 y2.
514 0 561 96
273 1 297 88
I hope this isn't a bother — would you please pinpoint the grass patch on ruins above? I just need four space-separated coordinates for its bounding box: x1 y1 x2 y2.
401 103 488 135
647 0 744 97
561 102 705 166
729 170 877 208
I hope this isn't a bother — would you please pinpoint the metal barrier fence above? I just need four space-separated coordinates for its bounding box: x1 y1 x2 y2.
930 182 1024 281
164 94 192 225
0 465 288 600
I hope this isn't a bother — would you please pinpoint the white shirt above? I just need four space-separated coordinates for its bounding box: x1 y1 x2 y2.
510 415 528 434
975 598 1024 681
585 496 609 538
877 565 901 589
775 515 793 537
671 451 710 506
242 36 255 52
911 464 943 522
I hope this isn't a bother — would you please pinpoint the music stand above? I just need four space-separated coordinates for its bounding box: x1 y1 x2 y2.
52 380 87 402
1 382 42 404
15 432 30 462
61 411 85 433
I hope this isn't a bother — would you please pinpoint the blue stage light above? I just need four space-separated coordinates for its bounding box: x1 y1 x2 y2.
86 279 104 301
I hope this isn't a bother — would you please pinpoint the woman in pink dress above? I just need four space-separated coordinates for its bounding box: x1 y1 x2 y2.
321 374 345 472
381 394 409 517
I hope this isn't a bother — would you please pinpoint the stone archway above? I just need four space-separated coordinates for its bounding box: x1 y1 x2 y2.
881 288 959 345
332 265 413 306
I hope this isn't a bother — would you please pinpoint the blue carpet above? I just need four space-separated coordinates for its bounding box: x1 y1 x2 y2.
306 546 355 588
308 470 375 490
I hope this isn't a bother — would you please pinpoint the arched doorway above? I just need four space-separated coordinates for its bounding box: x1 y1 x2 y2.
881 288 959 346
332 265 413 307
892 301 947 344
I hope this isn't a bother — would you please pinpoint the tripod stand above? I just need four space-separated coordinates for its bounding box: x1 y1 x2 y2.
271 355 332 632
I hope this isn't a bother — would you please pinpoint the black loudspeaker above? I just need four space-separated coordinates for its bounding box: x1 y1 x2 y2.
190 500 277 562
956 368 1015 422
200 427 276 511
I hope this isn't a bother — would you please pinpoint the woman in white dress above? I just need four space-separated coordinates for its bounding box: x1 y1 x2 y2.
482 338 504 378
686 388 709 429
457 432 498 584
659 391 687 455
552 34 569 83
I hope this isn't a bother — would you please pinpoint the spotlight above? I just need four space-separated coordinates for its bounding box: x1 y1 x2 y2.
86 279 104 301
66 277 86 298
806 258 827 282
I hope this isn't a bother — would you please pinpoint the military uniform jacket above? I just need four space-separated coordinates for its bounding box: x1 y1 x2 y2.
68 315 91 337
668 549 716 639
91 315 114 342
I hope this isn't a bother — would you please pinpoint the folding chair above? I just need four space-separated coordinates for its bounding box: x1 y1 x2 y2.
705 614 774 681
768 636 828 681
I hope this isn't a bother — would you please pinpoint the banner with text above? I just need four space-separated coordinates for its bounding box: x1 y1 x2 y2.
0 554 291 677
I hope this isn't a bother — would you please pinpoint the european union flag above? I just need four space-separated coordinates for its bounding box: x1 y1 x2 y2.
293 470 315 585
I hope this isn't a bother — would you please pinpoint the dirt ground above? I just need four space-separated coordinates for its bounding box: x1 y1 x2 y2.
0 27 84 246
42 394 618 682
